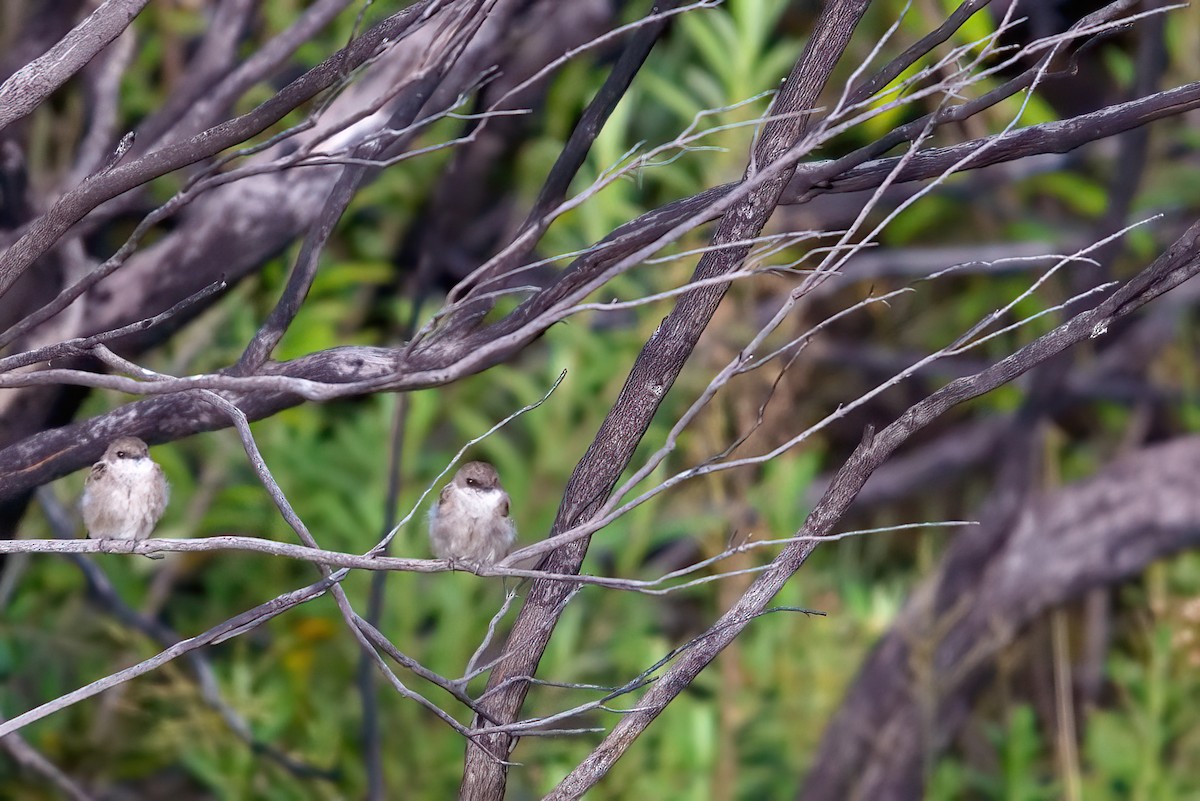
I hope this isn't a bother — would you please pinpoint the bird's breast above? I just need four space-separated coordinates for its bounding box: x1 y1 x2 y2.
455 488 505 519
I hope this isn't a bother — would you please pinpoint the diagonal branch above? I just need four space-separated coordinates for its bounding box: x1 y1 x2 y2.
455 2 874 799
0 575 340 740
800 434 1200 800
448 0 685 308
0 0 442 296
235 2 493 372
0 0 150 134
544 214 1200 801
0 4 1191 512
0 709 94 801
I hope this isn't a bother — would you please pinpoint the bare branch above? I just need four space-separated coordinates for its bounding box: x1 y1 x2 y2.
544 214 1200 799
457 3 875 796
0 575 338 740
0 711 94 801
0 0 444 294
0 0 150 134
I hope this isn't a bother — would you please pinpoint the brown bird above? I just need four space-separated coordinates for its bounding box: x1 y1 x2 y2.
81 436 169 558
428 461 516 565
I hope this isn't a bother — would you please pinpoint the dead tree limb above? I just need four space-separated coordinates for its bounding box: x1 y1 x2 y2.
546 215 1200 801
798 434 1200 801
456 2 874 798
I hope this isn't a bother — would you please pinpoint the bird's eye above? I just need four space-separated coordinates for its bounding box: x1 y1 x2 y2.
466 478 477 486
116 451 126 459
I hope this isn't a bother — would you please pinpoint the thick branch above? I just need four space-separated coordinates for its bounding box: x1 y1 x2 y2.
799 435 1200 801
1 63 1193 502
802 79 1200 198
0 0 150 134
545 216 1200 800
456 3 874 799
2 6 1195 530
0 0 439 296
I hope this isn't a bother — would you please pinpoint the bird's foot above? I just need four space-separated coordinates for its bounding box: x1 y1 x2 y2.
443 557 487 575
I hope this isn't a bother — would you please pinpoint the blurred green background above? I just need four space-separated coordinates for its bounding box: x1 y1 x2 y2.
5 0 1200 798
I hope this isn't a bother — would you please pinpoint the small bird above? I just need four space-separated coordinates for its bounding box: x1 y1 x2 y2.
428 461 516 566
81 436 169 558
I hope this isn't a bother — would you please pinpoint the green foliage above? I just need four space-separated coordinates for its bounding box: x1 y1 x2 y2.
10 1 1200 799
932 705 1058 801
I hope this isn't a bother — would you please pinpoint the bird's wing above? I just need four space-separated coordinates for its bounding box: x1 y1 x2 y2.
499 492 510 518
152 463 169 518
85 461 107 485
438 483 453 507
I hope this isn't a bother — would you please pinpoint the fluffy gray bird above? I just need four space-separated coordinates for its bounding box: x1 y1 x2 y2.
428 461 516 565
81 436 169 557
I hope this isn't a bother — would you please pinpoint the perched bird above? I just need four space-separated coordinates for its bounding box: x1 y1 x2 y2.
428 461 516 565
81 436 169 558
